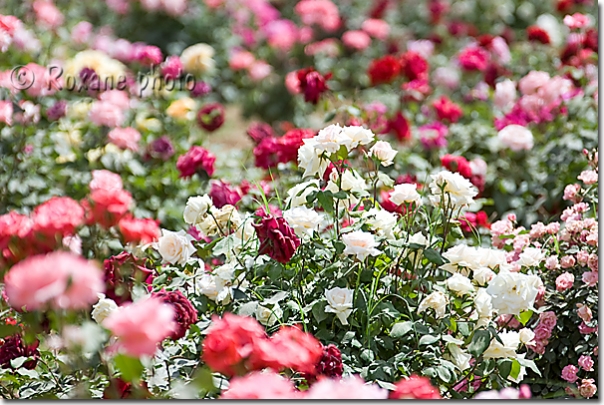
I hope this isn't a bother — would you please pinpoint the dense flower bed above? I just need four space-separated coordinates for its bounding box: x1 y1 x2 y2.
0 0 599 400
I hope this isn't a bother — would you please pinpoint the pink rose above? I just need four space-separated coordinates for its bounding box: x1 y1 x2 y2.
108 127 141 151
561 365 579 383
306 375 387 399
361 19 390 40
285 71 301 94
0 100 13 126
563 184 582 202
220 371 299 399
89 101 125 128
578 170 598 185
564 13 591 30
578 355 594 372
229 50 255 71
577 305 593 323
342 30 371 51
33 0 64 30
90 170 123 192
555 272 575 292
518 71 550 95
545 255 559 270
99 90 131 110
103 296 176 357
248 61 272 82
582 271 598 287
4 251 104 311
578 379 597 399
539 311 557 331
176 146 216 178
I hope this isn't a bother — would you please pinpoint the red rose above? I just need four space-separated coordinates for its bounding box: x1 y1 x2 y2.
457 46 490 71
202 313 267 377
247 122 275 144
459 211 490 233
390 375 442 399
583 28 598 53
253 208 300 264
32 197 84 238
380 190 405 214
118 216 160 244
176 146 216 178
440 154 472 178
297 68 331 105
0 334 40 370
85 188 133 228
315 343 344 378
152 290 198 340
210 180 243 208
432 96 463 123
197 103 225 132
253 137 280 169
400 51 429 82
527 26 550 44
387 111 411 142
367 55 401 85
103 378 150 399
275 128 315 164
103 252 154 305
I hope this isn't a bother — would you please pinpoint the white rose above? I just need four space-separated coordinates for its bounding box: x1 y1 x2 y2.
181 43 215 73
536 14 562 46
364 208 397 240
255 303 283 326
199 205 242 237
516 247 545 268
476 248 509 270
473 267 496 286
418 291 448 318
518 328 536 346
197 274 232 304
429 170 477 208
91 294 118 325
474 288 493 319
283 206 323 237
324 287 354 325
483 331 520 359
326 168 366 193
389 183 422 206
441 245 480 276
298 139 329 178
447 344 472 371
341 126 375 150
446 273 475 296
494 79 517 113
156 229 196 265
498 125 534 152
287 179 320 208
486 271 542 315
369 141 397 166
183 195 212 225
469 158 488 177
313 124 350 154
342 230 381 261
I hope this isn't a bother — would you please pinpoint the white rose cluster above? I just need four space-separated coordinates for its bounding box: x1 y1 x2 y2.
441 244 509 280
485 270 543 315
418 291 448 318
428 170 478 208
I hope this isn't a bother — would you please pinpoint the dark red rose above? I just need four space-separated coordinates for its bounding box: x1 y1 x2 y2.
151 290 198 340
583 28 598 52
253 137 280 169
400 51 429 82
470 174 486 194
297 68 331 105
104 252 154 305
0 334 40 370
103 378 150 399
190 82 212 97
247 122 275 144
527 26 550 44
145 135 175 161
556 0 574 13
253 208 300 264
390 375 442 399
428 0 449 24
432 96 463 123
369 0 389 19
210 180 243 208
387 111 411 142
176 146 216 178
197 103 225 132
484 63 509 88
440 154 472 178
367 55 401 86
315 344 343 378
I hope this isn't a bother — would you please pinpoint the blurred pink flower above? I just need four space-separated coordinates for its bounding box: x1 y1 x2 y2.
89 101 125 127
71 21 93 45
518 71 550 95
579 379 597 399
342 30 371 51
229 50 255 71
220 371 299 399
0 100 13 126
108 127 141 151
90 169 123 192
248 61 272 81
33 0 64 30
99 90 131 110
264 19 298 51
305 375 387 399
285 71 301 94
295 0 340 32
564 13 591 29
361 19 390 40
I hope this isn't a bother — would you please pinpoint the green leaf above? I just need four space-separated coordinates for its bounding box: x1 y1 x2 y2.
332 191 348 200
316 191 334 214
390 321 413 338
418 335 439 346
515 310 533 326
498 359 513 379
435 365 453 383
324 110 336 122
424 249 445 266
0 324 19 338
509 359 521 380
192 367 216 393
312 301 329 323
517 357 541 377
467 329 491 358
114 354 144 383
360 349 375 363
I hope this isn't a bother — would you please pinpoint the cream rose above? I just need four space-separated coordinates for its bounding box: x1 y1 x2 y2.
516 247 545 268
255 303 283 326
486 271 542 315
298 139 329 178
156 229 196 265
429 170 477 208
418 291 448 318
313 124 347 154
181 43 215 74
183 194 213 225
341 125 375 150
342 230 381 261
518 328 536 346
483 331 520 359
283 206 323 237
91 294 118 325
446 273 475 296
324 287 354 325
390 183 422 206
364 208 397 240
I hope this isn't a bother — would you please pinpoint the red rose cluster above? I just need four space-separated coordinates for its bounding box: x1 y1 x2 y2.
197 103 225 132
252 127 316 169
0 325 40 371
151 290 198 340
202 313 323 377
176 146 216 178
253 207 301 263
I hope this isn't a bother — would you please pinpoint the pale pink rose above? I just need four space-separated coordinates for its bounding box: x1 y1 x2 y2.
140 0 162 11
518 71 550 95
545 222 560 234
0 100 13 126
494 79 516 112
90 169 123 192
89 101 125 127
564 13 591 29
433 66 460 90
545 255 559 270
0 30 11 53
579 322 597 335
560 255 576 269
555 272 575 291
576 250 589 265
563 184 581 202
578 355 594 371
578 170 598 185
4 251 104 311
99 90 130 110
62 234 82 255
582 271 598 287
71 21 93 45
23 63 61 97
305 375 388 399
470 157 487 177
361 19 390 40
229 50 255 71
342 30 371 50
304 38 340 57
490 36 510 64
248 61 272 82
264 19 298 51
161 0 187 16
285 71 301 94
579 379 597 399
561 365 579 383
540 76 573 105
298 26 314 43
106 0 130 14
519 94 544 115
294 0 341 32
103 296 176 357
498 124 534 151
577 305 593 322
108 127 141 151
407 39 434 59
33 0 64 30
220 371 300 399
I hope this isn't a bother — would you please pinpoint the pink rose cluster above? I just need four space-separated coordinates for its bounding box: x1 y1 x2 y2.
562 354 597 398
106 0 188 16
176 146 216 178
89 90 131 128
530 311 557 355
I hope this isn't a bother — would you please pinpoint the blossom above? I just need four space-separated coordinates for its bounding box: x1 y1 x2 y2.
91 294 119 324
457 45 489 71
161 55 183 79
86 187 133 228
88 100 125 128
400 51 429 81
118 216 161 244
390 375 442 399
483 330 520 358
156 229 196 265
286 180 320 207
432 96 463 123
516 247 545 267
32 196 84 238
342 30 371 50
294 0 340 32
166 98 197 121
563 13 591 29
103 252 154 305
445 273 474 296
498 125 534 151
527 26 551 44
361 19 390 40
577 304 593 323
183 195 213 225
297 67 331 104
578 170 598 185
519 328 536 346
283 206 323 237
180 43 215 73
486 271 542 315
176 146 216 178
107 127 141 151
579 379 597 399
340 125 375 150
313 344 344 378
103 296 176 357
369 141 397 166
4 251 104 311
255 303 282 326
578 355 594 372
151 290 198 340
254 208 300 263
418 291 448 318
428 170 477 208
342 231 381 261
0 334 40 370
474 288 493 319
388 111 411 142
145 136 175 161
298 139 330 178
494 79 517 112
367 55 401 85
389 183 422 206
363 208 397 240
555 272 575 292
561 364 579 383
306 375 387 399
324 287 354 325
197 103 225 132
418 122 448 149
220 371 298 399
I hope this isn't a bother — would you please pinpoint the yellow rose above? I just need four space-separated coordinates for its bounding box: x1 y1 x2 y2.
180 43 215 74
166 97 197 121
